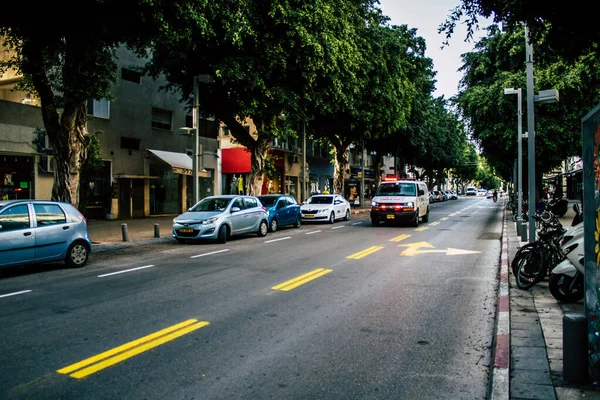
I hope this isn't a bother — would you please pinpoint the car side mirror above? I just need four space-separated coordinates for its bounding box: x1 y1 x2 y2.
418 190 425 196
231 207 241 213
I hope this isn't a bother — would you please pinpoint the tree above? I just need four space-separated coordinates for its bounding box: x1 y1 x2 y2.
0 1 164 208
440 0 598 59
146 0 379 196
452 25 600 183
451 141 479 193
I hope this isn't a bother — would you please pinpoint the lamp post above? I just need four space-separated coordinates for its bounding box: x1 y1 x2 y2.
302 121 307 202
189 75 214 206
504 87 526 240
524 25 537 243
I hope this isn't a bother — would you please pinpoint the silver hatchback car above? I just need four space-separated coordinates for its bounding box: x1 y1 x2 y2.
0 199 92 269
172 195 269 244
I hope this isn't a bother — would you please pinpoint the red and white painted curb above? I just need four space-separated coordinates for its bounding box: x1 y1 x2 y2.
491 212 510 399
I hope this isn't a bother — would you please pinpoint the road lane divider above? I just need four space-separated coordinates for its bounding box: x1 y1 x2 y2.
332 226 345 230
97 265 155 278
346 246 384 260
305 230 322 235
272 268 333 291
57 319 209 379
351 222 362 225
190 249 230 258
0 290 32 299
440 217 448 221
264 237 291 243
389 234 411 242
415 227 428 231
430 221 440 226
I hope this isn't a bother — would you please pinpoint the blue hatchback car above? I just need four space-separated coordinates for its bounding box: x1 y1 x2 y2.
0 199 92 269
257 194 302 232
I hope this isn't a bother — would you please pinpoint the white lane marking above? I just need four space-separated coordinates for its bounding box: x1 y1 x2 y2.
190 249 230 259
332 226 345 230
305 230 322 235
98 265 155 278
351 222 362 225
264 237 291 244
0 290 32 299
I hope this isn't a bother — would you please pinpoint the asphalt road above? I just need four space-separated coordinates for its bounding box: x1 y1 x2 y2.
0 196 502 400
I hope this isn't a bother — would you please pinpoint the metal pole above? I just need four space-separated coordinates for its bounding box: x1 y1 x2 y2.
303 122 307 202
525 25 536 243
516 88 523 215
361 140 365 208
192 76 199 206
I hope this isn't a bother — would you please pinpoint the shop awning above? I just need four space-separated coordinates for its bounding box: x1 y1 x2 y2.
222 147 252 174
114 174 159 179
147 149 210 177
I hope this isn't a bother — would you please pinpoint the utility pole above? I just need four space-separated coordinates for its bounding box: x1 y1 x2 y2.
525 24 536 243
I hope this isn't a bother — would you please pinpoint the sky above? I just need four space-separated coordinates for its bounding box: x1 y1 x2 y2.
379 0 493 100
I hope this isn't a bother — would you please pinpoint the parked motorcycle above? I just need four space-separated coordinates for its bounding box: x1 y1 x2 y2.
548 205 584 303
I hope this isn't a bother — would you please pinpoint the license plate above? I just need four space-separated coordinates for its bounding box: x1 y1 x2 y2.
386 214 395 219
304 214 314 218
179 228 194 233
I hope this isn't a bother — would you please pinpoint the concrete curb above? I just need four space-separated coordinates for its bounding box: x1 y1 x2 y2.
92 237 174 253
490 206 510 399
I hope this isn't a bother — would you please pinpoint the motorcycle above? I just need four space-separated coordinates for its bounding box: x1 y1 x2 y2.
548 204 584 303
493 193 498 202
548 197 569 218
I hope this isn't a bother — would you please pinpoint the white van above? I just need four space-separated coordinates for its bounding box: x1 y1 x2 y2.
370 180 430 227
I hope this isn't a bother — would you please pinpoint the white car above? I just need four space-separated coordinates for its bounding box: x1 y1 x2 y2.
300 194 351 224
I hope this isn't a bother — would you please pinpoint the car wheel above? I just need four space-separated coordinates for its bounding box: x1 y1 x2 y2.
422 207 430 223
65 241 89 268
257 220 268 237
270 218 278 232
344 209 351 221
293 215 301 228
329 212 335 224
412 209 419 227
217 225 228 244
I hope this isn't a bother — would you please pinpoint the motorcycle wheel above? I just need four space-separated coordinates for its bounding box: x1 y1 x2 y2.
511 243 536 276
551 200 568 218
549 273 584 303
515 246 545 290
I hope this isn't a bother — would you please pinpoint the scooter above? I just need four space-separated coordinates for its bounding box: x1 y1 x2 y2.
548 208 584 303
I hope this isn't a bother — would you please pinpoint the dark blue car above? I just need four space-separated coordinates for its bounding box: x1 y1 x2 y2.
257 194 302 232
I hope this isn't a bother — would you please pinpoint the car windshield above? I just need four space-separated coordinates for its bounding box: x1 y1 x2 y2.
257 196 277 207
189 197 231 212
376 183 416 196
307 196 333 204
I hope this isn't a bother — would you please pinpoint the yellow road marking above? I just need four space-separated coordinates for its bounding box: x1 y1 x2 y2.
58 319 209 379
415 227 428 231
448 213 457 217
389 234 411 242
440 217 448 221
430 221 440 226
272 268 333 291
346 246 384 260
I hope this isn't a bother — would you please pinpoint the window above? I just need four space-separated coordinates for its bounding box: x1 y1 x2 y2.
222 127 230 136
121 68 142 84
33 204 66 226
0 205 30 231
87 99 110 119
286 196 297 205
120 137 141 151
151 107 173 131
232 198 244 210
244 197 258 209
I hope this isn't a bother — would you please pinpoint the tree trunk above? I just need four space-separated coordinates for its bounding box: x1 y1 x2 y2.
373 153 383 188
246 138 269 196
50 103 89 209
333 145 349 195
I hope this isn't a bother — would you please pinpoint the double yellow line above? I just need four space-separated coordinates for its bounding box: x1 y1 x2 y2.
389 234 411 242
272 268 333 291
58 319 209 379
346 246 384 260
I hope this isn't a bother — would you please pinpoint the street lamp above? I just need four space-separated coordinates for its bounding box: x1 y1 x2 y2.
504 87 526 240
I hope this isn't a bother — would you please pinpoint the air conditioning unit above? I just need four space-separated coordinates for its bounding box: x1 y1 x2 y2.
46 156 55 173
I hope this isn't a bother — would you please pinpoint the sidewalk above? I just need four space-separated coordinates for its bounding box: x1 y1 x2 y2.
87 208 373 252
503 203 600 399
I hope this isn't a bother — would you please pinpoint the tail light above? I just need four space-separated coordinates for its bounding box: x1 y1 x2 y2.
262 206 267 212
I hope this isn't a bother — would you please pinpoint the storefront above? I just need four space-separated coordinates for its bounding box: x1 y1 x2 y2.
0 155 34 200
307 161 333 195
344 168 376 202
80 161 112 219
221 147 251 195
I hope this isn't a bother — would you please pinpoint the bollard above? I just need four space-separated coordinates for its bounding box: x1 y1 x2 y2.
518 222 528 241
121 223 129 242
154 223 160 238
563 313 588 384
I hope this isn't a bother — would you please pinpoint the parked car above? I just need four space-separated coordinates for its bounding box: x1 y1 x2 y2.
447 190 458 200
466 187 477 196
0 199 92 269
172 195 269 244
300 194 351 223
257 194 302 232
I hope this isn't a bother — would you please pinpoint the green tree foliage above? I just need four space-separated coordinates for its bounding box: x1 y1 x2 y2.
451 141 480 192
453 25 600 182
440 0 598 59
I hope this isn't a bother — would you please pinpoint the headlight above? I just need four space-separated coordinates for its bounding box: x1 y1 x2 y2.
319 209 328 213
173 218 178 224
372 201 378 207
405 202 414 207
202 217 218 225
